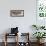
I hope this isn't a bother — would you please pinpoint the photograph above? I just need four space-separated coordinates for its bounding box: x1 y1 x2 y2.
10 10 24 17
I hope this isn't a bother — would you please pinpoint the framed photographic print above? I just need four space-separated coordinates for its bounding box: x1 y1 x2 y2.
36 0 46 26
10 10 24 17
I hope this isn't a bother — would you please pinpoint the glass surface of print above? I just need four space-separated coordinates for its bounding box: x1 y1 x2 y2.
37 0 46 18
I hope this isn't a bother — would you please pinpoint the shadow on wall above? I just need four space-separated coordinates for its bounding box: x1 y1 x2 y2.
29 25 37 42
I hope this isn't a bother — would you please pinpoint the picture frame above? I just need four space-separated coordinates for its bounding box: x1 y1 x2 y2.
36 0 46 26
10 10 24 17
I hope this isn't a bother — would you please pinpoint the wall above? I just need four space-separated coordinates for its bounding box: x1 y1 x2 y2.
0 0 36 42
